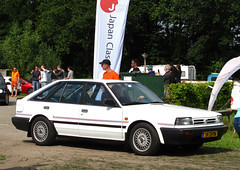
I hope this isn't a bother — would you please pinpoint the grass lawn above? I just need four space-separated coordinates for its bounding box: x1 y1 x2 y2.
204 129 240 149
18 93 28 97
204 114 240 149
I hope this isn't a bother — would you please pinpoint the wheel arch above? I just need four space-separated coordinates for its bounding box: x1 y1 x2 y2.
27 88 33 94
125 120 162 144
27 115 57 137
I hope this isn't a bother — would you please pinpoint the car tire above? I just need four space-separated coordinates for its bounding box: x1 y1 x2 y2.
31 116 56 146
27 88 33 94
4 94 9 105
129 123 160 156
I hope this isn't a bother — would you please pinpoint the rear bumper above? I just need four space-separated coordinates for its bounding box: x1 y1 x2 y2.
161 125 228 145
0 93 7 102
12 117 29 132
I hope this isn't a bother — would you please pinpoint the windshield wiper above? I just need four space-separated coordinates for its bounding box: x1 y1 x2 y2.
149 101 163 104
123 102 148 106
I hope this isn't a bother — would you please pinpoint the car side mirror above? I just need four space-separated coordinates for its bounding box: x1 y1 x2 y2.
104 98 117 107
21 82 25 85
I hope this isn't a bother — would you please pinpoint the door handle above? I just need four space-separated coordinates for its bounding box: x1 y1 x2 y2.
81 109 88 113
44 106 49 109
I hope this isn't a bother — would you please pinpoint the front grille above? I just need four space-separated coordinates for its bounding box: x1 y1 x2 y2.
193 118 217 125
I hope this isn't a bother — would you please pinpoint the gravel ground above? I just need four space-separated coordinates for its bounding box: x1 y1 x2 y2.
0 97 240 170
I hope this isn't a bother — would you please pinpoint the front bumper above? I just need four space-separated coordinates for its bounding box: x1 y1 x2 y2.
161 125 228 145
12 117 30 132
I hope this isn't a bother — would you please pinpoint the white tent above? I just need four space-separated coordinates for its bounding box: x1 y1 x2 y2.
208 56 240 111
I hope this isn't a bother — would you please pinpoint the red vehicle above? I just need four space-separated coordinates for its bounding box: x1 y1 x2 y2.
19 78 33 94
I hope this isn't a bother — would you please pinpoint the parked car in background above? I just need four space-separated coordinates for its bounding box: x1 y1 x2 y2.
207 73 232 81
12 79 227 156
4 76 21 94
20 78 33 94
0 73 9 105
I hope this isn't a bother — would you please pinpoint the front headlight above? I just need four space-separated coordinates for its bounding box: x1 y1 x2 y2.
217 115 223 123
175 117 193 125
0 89 3 93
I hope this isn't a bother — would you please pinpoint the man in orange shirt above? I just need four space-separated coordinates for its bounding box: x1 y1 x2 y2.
99 59 119 80
11 67 20 97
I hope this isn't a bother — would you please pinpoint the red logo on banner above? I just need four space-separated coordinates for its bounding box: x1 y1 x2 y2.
100 0 118 13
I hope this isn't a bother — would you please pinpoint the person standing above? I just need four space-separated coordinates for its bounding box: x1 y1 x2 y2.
163 64 172 86
99 59 119 80
40 65 49 87
11 67 20 97
169 64 177 84
147 65 155 76
176 64 182 83
53 65 64 80
130 59 141 73
51 67 58 82
163 64 172 97
66 66 74 79
31 66 41 92
234 108 240 139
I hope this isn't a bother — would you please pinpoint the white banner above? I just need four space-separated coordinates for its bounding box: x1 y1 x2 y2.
208 56 240 111
93 0 130 79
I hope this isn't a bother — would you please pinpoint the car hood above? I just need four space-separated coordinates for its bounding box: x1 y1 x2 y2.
122 103 220 125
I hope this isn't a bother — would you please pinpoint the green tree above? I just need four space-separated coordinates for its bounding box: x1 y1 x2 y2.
1 0 240 79
1 20 60 77
36 0 96 78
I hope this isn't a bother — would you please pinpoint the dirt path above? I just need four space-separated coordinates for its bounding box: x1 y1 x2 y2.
0 98 240 170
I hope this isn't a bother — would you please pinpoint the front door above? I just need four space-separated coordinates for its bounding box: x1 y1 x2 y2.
79 83 124 140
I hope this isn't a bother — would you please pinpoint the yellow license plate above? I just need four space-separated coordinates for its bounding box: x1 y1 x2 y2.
202 131 218 138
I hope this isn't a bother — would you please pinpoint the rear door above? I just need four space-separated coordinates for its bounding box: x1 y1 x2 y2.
48 82 84 136
30 82 84 137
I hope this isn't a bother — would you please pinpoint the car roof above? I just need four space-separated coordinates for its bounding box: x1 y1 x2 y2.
53 79 137 84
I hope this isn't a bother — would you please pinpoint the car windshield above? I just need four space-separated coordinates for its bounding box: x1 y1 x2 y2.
107 82 163 106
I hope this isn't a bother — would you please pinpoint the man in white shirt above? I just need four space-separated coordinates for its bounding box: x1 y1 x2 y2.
40 65 49 87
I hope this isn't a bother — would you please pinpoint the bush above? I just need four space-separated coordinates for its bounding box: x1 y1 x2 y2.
165 82 233 110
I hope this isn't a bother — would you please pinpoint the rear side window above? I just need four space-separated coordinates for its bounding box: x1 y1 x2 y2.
31 83 61 101
31 82 84 104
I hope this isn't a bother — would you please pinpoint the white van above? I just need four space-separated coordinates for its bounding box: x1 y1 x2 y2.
129 65 196 80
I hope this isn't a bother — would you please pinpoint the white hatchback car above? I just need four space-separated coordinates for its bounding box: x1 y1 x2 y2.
12 79 227 155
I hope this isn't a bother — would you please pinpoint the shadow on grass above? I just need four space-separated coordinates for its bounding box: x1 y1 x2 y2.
158 145 232 156
24 136 232 156
55 137 126 153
